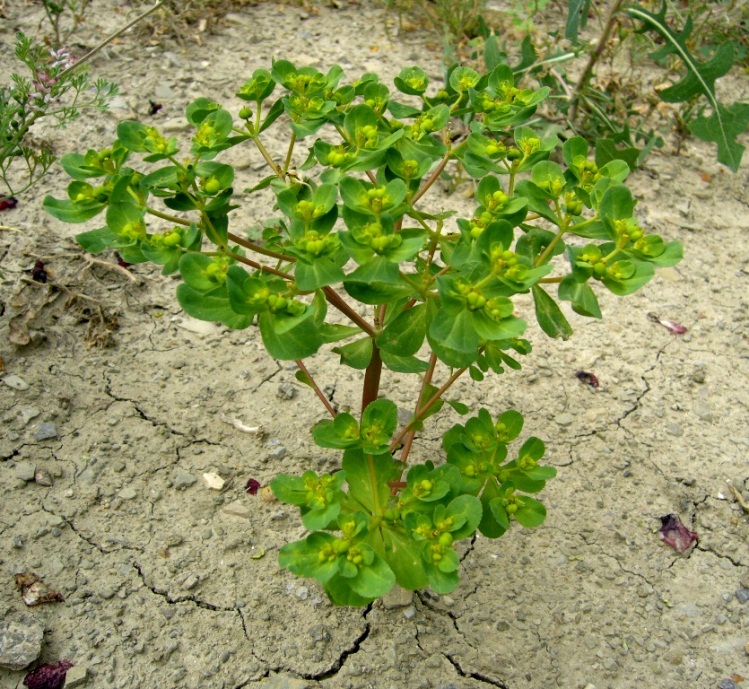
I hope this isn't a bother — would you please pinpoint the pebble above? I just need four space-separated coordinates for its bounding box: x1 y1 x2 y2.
15 462 36 482
222 500 250 519
0 619 44 670
19 408 40 425
382 585 413 609
35 467 53 486
183 575 199 590
264 439 287 462
555 413 574 427
2 374 29 391
64 665 89 688
277 383 297 400
202 472 225 491
736 588 749 603
34 422 59 441
118 487 137 500
718 680 738 689
173 470 197 490
403 606 416 620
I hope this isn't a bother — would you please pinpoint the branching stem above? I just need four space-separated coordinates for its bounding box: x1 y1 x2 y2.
295 359 336 417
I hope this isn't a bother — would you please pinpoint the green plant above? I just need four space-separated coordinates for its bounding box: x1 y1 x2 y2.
0 0 166 206
0 34 117 205
39 0 92 49
566 0 749 170
44 60 681 605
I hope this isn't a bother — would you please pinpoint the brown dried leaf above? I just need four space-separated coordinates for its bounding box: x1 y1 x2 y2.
15 571 64 606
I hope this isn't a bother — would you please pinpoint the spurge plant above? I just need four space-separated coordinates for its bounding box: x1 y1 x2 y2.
44 59 682 605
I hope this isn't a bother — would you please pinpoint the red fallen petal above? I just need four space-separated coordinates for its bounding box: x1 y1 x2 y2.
0 196 18 211
647 312 687 335
659 514 698 553
23 660 73 689
574 370 600 389
246 478 261 495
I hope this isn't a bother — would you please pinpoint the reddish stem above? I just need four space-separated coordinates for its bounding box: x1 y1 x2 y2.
295 359 336 418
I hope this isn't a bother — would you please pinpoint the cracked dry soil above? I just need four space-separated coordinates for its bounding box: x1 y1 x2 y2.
1 2 748 688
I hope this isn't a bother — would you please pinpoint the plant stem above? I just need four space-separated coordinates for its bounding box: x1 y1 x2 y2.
282 131 297 175
147 206 192 225
569 0 625 124
399 352 438 463
322 287 376 337
58 0 167 82
361 342 383 413
390 364 468 450
411 141 465 205
295 359 336 417
227 232 296 263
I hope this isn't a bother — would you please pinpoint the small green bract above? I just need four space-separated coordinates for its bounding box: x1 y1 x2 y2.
45 59 681 605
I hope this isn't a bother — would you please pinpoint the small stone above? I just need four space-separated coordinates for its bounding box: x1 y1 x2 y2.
277 383 297 400
0 619 44 670
222 500 250 519
666 422 682 437
15 462 36 482
118 487 137 500
19 408 40 425
64 665 89 688
264 439 287 462
295 586 309 601
403 606 416 620
718 680 738 689
382 585 413 609
154 83 175 100
183 575 199 590
34 422 59 441
3 374 29 391
34 467 53 486
736 588 749 603
202 472 225 491
173 470 197 490
555 413 574 427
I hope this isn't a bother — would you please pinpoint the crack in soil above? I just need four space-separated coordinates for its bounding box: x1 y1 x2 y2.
235 603 373 687
443 652 509 688
61 512 140 554
132 560 236 612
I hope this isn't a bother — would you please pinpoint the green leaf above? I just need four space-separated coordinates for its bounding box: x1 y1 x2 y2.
342 449 393 514
532 285 573 340
176 284 252 329
258 311 322 359
43 195 106 223
382 526 428 590
495 409 524 442
627 5 745 170
332 337 373 369
514 497 547 528
558 274 602 318
445 495 483 540
74 227 120 254
599 184 635 221
295 257 345 291
312 413 361 450
380 350 430 373
565 0 591 41
376 304 426 356
348 551 396 598
117 120 148 152
279 532 339 583
689 103 749 172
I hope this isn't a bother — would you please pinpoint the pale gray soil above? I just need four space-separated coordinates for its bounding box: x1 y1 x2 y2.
1 2 748 688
